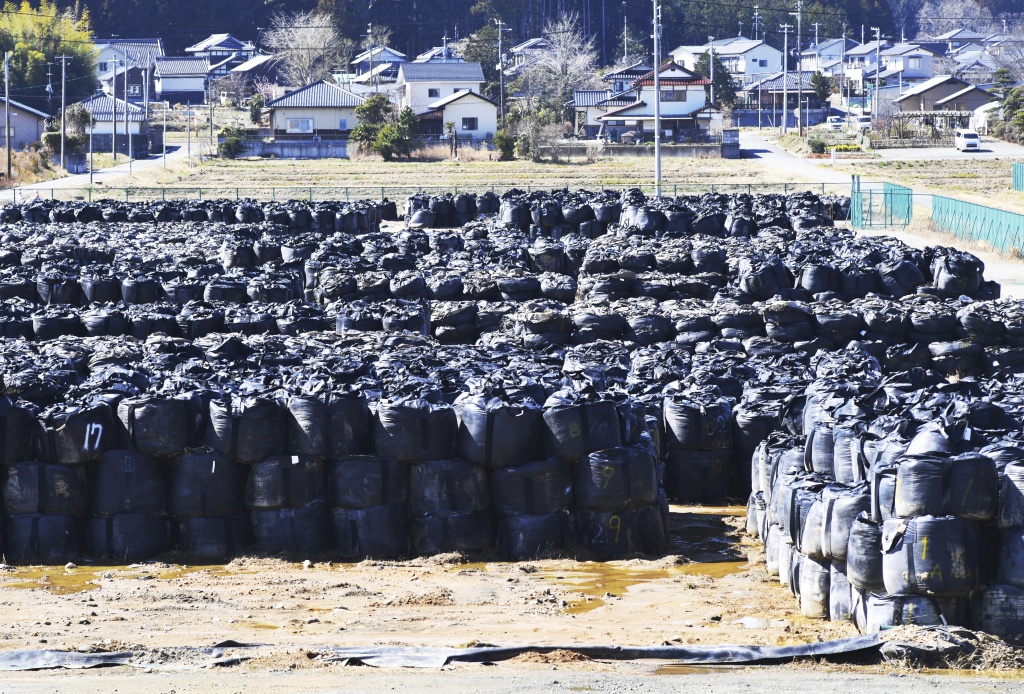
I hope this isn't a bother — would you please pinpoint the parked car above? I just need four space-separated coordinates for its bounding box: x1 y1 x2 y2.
955 129 981 152
822 116 845 132
852 115 872 132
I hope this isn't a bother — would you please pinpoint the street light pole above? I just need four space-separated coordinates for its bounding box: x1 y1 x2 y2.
494 19 510 127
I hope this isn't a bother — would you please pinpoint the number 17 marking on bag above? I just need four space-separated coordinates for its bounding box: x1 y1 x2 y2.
83 423 103 452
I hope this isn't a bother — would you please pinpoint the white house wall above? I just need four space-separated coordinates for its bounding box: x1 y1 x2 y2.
157 76 207 95
271 107 359 132
404 82 483 111
0 109 45 150
87 121 143 135
442 99 497 138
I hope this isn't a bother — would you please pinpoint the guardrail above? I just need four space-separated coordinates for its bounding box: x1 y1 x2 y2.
932 195 1024 257
4 182 854 204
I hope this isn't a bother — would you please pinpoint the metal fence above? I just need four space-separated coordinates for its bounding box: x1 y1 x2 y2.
5 182 854 204
932 195 1024 257
850 178 913 229
1014 162 1024 192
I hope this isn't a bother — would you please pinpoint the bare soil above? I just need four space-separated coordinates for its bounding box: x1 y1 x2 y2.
0 507 849 657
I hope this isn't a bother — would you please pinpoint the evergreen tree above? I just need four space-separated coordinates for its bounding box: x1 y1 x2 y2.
693 51 736 108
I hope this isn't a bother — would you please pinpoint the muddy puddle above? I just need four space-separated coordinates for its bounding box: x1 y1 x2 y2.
1 564 253 595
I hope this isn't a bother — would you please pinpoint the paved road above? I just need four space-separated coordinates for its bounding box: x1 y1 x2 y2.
6 145 191 202
872 136 1024 161
739 131 854 187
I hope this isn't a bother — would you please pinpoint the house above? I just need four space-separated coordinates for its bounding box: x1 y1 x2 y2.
799 38 859 74
952 50 1000 85
569 89 635 138
414 45 463 63
396 62 485 112
352 62 402 87
94 38 165 75
880 44 937 84
154 57 209 104
0 98 47 151
671 38 781 86
737 71 823 128
77 94 149 157
603 61 654 92
930 28 987 52
264 79 365 139
184 34 249 64
100 64 151 104
844 40 890 69
894 74 993 112
352 46 407 75
594 62 715 141
227 54 286 99
505 38 551 77
416 90 497 139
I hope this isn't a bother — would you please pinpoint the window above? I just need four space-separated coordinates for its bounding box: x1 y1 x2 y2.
285 118 314 134
909 57 921 69
660 90 686 102
99 61 108 73
461 117 478 131
127 84 141 97
614 81 625 91
0 126 14 141
759 59 768 67
339 118 348 130
428 88 440 98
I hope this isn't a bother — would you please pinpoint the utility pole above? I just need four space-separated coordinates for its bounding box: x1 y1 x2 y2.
708 37 715 107
125 56 132 173
790 2 803 136
752 5 761 41
57 55 70 170
602 0 607 66
872 26 881 129
162 106 166 168
622 2 628 63
363 24 378 93
4 52 10 180
841 23 848 121
187 101 191 164
653 0 661 197
144 51 150 164
813 22 820 48
780 23 792 134
494 19 511 127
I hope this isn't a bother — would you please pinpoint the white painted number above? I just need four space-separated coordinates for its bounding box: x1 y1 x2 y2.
83 423 104 452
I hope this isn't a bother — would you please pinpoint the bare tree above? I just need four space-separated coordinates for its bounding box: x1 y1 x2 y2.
995 32 1024 83
262 10 352 86
514 13 602 112
916 0 995 38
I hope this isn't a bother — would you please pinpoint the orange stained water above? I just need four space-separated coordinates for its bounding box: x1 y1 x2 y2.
2 564 252 595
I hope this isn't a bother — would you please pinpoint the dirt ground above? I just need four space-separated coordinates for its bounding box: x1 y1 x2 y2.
1 507 1022 691
0 506 852 654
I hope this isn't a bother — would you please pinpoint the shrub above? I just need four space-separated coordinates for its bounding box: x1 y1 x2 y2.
808 139 826 154
493 129 515 161
41 131 87 155
217 127 247 159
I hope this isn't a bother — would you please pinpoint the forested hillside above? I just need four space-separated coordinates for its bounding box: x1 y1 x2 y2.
73 0 900 62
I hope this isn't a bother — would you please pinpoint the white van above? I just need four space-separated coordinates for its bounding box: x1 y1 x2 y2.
955 129 981 152
853 115 872 132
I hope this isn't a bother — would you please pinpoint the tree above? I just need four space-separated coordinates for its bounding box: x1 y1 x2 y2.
613 23 646 66
694 52 737 109
459 24 500 102
512 13 601 119
351 93 394 150
916 0 994 37
249 93 265 125
61 103 91 134
992 68 1016 101
262 9 351 86
493 128 515 160
0 1 96 116
810 71 833 104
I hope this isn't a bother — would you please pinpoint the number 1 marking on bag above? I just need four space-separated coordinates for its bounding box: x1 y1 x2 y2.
83 423 103 452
